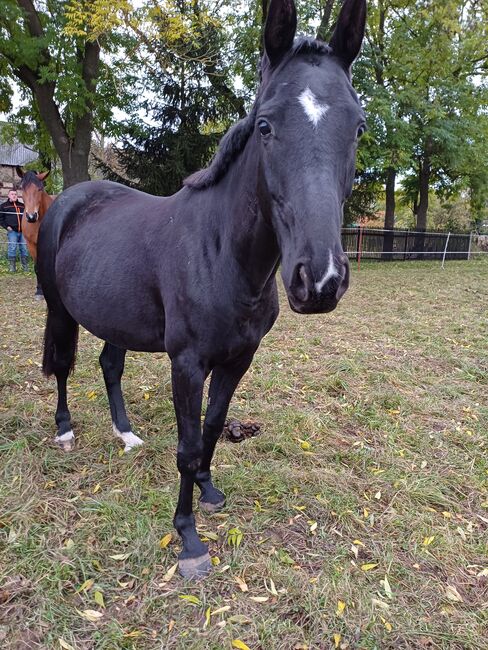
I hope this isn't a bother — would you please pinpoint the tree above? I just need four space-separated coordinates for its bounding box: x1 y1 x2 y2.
0 0 134 188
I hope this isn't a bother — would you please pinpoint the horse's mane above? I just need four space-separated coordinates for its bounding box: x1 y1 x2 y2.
20 171 45 190
184 37 332 191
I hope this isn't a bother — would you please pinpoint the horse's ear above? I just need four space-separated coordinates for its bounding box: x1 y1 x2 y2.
16 166 24 178
38 170 50 181
264 0 297 68
329 0 367 70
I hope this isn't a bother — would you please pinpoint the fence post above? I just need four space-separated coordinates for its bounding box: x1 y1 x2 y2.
441 232 451 269
467 232 473 261
403 230 409 260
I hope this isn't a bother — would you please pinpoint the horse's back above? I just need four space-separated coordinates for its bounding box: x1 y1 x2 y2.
38 181 170 351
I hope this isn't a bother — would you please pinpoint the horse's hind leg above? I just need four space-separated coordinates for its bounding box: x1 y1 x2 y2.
99 342 144 452
43 308 78 452
196 352 254 514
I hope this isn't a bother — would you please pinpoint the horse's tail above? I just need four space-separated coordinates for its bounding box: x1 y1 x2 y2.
42 306 79 378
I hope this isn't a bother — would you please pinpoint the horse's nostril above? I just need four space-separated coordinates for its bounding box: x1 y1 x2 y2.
291 263 313 303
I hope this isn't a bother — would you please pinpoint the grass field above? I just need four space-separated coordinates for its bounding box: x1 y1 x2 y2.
0 257 487 650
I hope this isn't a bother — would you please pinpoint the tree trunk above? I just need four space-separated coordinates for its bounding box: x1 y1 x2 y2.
414 146 432 258
382 166 396 260
416 155 431 232
317 0 337 41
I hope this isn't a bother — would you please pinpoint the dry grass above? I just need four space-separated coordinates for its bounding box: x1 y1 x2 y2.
0 257 487 650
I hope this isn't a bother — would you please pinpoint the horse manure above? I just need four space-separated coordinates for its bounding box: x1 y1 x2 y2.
222 419 262 443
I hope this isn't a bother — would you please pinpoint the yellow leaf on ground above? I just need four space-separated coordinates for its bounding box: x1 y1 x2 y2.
300 440 311 451
380 616 393 632
211 556 220 566
232 640 251 650
336 600 346 616
353 539 365 546
94 590 105 608
423 536 435 546
361 563 378 572
159 533 173 549
179 594 201 605
249 596 269 603
76 578 94 593
333 633 341 648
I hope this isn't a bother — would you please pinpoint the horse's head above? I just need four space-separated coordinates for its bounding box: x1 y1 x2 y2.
256 0 366 314
16 167 50 223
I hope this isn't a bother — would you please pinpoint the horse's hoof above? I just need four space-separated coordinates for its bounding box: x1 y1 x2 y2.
199 497 226 514
54 431 75 452
178 553 212 579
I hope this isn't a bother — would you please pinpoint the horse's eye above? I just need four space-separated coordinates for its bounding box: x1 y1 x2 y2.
357 124 367 138
258 119 272 136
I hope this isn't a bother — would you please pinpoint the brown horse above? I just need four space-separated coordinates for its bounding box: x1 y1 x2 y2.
16 167 54 298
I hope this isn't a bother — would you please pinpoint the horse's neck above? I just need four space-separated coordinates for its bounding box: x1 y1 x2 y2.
201 148 279 296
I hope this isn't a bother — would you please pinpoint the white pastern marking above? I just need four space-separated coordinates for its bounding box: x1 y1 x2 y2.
113 424 144 452
55 430 74 442
298 87 329 128
315 250 338 293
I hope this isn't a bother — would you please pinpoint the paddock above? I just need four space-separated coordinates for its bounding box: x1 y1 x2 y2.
0 258 486 649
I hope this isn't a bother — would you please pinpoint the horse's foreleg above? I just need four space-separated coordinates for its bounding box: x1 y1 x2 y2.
171 353 210 579
99 342 143 452
196 352 254 513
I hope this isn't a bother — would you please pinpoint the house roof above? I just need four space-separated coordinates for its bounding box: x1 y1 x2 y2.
0 142 38 166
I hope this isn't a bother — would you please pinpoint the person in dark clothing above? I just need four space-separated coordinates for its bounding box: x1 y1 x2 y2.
0 189 29 272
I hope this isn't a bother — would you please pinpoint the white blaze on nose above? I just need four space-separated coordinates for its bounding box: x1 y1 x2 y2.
315 250 338 293
298 87 329 128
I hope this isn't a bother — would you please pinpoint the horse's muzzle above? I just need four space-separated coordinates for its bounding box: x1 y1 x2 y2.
287 254 349 314
26 212 39 223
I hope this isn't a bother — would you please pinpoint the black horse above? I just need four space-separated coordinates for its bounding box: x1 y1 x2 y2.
38 0 367 578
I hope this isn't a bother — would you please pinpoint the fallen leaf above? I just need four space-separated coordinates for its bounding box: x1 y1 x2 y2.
211 556 220 566
159 533 172 549
58 639 75 650
109 553 131 561
204 606 211 629
234 576 248 592
232 640 251 650
361 563 378 572
381 575 392 599
249 596 269 603
228 615 252 624
179 594 201 605
77 609 104 622
333 633 341 648
93 591 105 608
76 578 94 593
423 536 435 546
380 616 393 632
372 598 390 610
265 578 278 596
445 586 463 603
336 600 346 617
92 483 101 494
211 605 231 616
